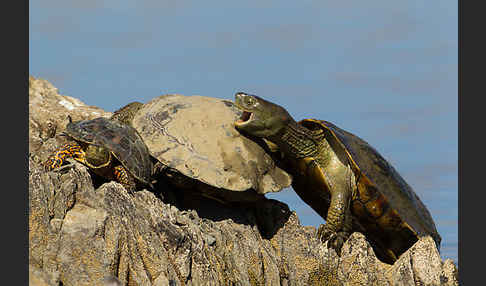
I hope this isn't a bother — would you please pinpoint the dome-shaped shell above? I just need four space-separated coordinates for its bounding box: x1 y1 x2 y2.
300 119 441 250
131 94 292 193
65 117 153 185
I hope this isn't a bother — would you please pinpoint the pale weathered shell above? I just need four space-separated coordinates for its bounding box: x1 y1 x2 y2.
132 94 292 193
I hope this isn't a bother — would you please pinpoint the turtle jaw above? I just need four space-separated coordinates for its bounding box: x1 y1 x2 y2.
234 92 258 128
235 110 254 127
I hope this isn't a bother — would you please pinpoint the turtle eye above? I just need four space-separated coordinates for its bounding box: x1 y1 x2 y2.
245 96 257 107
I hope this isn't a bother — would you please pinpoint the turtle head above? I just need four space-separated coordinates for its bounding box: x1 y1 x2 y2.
234 92 292 138
111 102 144 126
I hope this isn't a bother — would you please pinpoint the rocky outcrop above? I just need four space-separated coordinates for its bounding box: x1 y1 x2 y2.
29 76 458 286
29 75 110 159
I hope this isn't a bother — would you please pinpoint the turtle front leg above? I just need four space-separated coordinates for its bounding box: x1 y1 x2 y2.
317 206 352 255
44 143 84 171
113 165 137 193
317 165 355 255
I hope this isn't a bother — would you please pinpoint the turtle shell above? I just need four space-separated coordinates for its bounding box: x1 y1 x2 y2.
299 119 441 253
130 94 292 194
65 117 153 185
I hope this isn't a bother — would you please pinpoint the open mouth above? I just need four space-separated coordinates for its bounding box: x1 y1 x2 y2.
236 110 253 125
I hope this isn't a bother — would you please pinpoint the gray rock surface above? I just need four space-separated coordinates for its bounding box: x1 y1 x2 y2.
29 76 459 286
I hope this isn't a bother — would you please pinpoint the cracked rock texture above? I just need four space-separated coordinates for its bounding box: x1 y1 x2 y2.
29 76 459 286
29 75 111 162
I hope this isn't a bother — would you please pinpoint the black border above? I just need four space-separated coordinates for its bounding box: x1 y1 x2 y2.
459 0 481 284
17 0 29 284
24 0 30 284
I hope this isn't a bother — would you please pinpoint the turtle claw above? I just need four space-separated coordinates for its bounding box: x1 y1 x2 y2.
317 224 349 255
123 184 136 194
152 161 168 177
50 159 78 173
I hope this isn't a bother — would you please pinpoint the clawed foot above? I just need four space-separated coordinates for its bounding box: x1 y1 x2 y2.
152 161 168 177
317 224 350 255
122 184 136 194
44 158 76 173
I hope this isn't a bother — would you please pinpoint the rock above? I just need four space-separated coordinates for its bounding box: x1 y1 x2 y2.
29 75 110 159
28 76 458 286
441 259 460 286
337 232 390 285
29 265 52 286
385 236 459 286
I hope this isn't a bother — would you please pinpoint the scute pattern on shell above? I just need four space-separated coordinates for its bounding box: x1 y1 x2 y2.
131 94 292 193
66 117 153 184
300 119 441 250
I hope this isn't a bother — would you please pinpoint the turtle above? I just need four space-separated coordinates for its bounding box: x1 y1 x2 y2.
44 116 153 193
233 92 441 264
110 94 292 204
